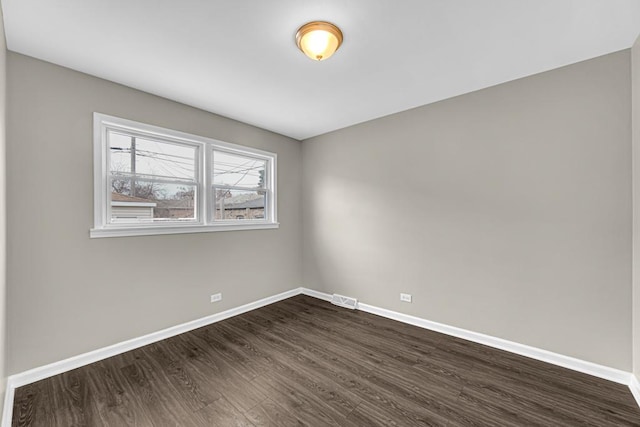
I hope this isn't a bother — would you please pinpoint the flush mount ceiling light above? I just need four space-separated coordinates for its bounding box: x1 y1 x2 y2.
295 21 343 61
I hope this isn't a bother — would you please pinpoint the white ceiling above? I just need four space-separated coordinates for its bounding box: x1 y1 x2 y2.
3 1 640 140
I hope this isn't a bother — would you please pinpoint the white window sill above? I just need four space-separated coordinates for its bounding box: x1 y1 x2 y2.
90 222 279 238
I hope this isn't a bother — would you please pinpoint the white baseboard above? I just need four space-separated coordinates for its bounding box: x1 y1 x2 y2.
630 374 640 409
1 287 302 427
299 289 633 386
2 286 638 427
9 287 302 389
300 287 332 302
2 379 14 427
355 302 631 385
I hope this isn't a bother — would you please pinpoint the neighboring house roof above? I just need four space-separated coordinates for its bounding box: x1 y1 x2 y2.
111 193 154 203
111 192 157 208
111 192 263 209
226 198 264 209
219 192 264 209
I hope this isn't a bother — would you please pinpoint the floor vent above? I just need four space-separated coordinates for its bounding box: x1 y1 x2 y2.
331 294 358 310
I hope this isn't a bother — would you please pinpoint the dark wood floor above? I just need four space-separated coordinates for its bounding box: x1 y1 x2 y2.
12 295 640 426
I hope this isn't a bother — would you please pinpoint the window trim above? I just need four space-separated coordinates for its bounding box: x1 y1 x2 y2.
91 113 278 238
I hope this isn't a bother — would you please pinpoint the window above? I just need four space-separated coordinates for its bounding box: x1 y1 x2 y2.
92 113 277 238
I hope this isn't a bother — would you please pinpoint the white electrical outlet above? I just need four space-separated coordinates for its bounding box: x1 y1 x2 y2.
400 293 412 303
210 293 222 303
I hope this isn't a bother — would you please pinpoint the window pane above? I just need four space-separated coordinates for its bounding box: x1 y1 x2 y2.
109 131 196 180
214 189 266 220
213 151 265 188
109 132 132 173
111 180 197 222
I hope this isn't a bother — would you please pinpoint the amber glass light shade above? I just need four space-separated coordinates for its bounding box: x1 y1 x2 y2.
296 21 343 61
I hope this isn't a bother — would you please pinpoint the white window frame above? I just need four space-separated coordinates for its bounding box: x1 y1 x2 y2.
91 113 278 238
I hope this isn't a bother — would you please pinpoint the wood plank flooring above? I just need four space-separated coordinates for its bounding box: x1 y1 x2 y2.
12 295 640 426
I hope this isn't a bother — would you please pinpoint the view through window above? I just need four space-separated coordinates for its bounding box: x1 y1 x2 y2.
92 114 277 237
109 131 198 222
212 151 267 221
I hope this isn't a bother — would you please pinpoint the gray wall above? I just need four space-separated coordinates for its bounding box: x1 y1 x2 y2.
0 3 6 408
6 53 302 374
5 48 635 375
302 51 632 370
633 36 640 378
